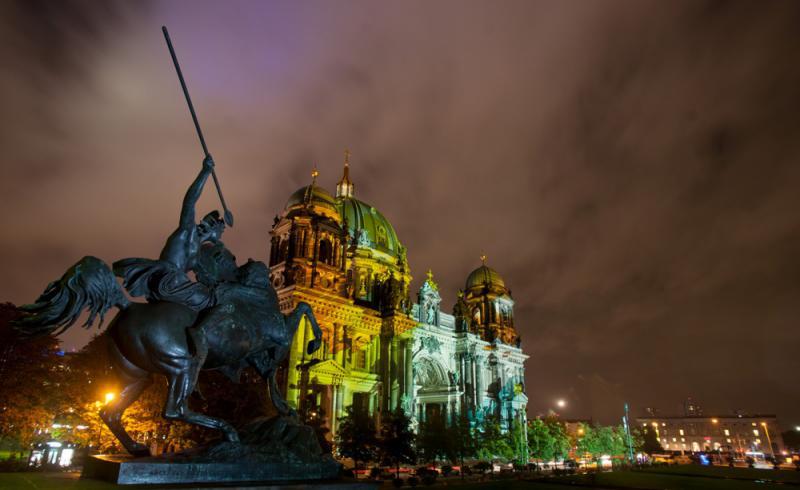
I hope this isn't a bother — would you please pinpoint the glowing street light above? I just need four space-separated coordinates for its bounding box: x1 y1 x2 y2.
556 399 566 409
104 392 115 404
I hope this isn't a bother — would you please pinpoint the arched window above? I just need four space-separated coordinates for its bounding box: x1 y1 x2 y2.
472 307 481 325
279 238 289 263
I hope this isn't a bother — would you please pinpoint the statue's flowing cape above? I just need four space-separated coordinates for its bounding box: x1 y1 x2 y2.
114 258 214 311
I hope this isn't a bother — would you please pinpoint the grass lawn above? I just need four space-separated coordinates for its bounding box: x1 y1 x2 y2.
544 464 797 490
638 464 800 484
0 472 117 490
2 466 797 490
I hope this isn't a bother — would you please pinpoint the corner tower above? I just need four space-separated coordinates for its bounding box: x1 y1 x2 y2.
268 168 347 294
463 255 519 345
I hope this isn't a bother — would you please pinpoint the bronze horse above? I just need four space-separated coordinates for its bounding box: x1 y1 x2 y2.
14 253 321 456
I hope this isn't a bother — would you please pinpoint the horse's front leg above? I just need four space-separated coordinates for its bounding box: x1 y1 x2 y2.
248 352 295 417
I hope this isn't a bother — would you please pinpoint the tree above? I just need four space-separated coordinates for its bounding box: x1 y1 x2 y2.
475 415 513 463
635 426 662 455
336 405 378 469
510 418 528 465
577 424 629 462
449 412 477 472
303 405 332 454
527 416 570 462
378 409 416 477
416 413 450 466
0 303 66 456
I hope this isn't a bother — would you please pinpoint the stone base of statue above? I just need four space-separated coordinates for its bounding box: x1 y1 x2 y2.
82 416 343 485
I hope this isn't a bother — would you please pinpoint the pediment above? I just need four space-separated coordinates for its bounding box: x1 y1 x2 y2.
308 359 348 377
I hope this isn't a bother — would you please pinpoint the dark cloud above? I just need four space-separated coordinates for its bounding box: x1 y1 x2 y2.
1 0 799 426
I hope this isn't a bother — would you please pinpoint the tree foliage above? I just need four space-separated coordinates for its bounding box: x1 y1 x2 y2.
475 415 513 462
0 303 66 453
635 426 662 455
527 416 570 461
416 412 450 465
449 412 477 466
576 423 629 460
378 408 416 473
335 405 378 469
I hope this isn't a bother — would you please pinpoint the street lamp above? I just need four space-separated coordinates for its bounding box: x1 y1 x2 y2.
556 399 566 409
105 392 115 404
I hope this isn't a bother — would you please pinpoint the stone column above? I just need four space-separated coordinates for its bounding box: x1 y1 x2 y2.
331 384 340 435
390 337 399 409
404 340 413 401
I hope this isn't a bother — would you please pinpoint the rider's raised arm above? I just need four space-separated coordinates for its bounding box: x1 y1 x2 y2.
179 155 215 230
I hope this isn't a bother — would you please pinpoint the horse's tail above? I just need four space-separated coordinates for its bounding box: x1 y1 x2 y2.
13 256 129 337
284 301 322 355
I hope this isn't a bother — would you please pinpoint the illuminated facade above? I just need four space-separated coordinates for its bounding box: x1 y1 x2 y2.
636 414 785 456
268 153 528 437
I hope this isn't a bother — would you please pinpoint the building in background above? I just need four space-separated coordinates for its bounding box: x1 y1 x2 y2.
267 152 528 437
636 413 785 457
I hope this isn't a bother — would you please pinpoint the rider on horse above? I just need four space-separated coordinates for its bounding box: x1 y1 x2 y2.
114 155 226 310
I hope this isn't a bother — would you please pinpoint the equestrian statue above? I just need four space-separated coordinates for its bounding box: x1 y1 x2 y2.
13 156 322 457
12 27 324 460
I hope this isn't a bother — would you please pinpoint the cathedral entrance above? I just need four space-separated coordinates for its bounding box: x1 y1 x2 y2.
414 356 459 424
424 403 443 422
352 391 371 415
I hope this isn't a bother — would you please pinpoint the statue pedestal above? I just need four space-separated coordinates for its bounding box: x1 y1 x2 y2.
82 416 349 485
83 454 343 485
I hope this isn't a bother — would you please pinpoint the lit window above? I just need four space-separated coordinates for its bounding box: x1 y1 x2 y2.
753 429 759 437
672 437 677 442
679 429 685 436
727 438 732 443
724 429 730 436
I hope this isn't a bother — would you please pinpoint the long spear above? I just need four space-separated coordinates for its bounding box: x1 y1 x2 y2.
162 25 234 227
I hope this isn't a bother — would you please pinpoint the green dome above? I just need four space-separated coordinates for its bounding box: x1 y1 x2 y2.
466 265 506 291
339 197 401 257
285 185 341 220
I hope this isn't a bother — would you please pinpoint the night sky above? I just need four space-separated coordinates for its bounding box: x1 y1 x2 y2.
1 0 799 427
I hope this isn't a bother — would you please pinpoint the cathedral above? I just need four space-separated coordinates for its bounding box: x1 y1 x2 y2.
268 152 528 438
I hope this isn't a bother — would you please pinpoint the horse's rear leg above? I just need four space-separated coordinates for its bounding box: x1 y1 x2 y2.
162 361 240 443
101 338 153 456
100 375 153 456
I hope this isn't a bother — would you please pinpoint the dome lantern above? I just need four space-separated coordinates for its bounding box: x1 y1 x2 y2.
336 149 354 199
